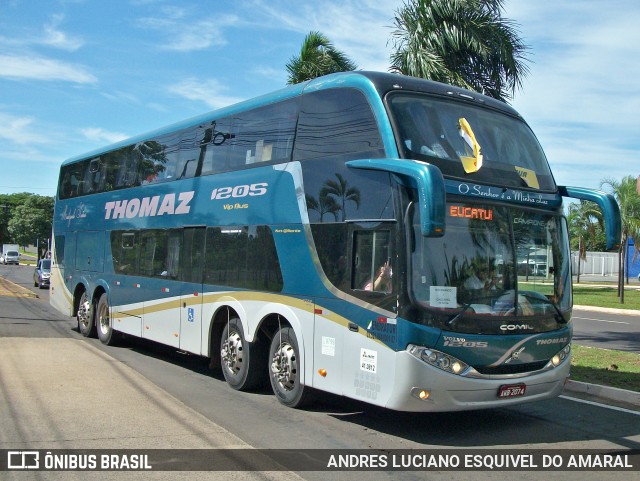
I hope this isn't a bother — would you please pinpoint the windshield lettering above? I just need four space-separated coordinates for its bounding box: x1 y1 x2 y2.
409 202 571 334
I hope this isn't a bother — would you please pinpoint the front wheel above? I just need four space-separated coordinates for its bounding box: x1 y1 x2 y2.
96 293 119 345
269 327 309 408
77 291 95 337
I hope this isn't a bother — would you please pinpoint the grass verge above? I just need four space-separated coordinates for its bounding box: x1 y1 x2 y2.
570 344 640 392
572 285 640 310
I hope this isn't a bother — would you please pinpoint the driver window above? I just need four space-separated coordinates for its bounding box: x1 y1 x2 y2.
352 230 393 293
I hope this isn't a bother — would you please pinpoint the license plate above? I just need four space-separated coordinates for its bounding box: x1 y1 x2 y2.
498 383 526 398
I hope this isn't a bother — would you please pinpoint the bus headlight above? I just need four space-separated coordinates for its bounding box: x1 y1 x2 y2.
408 345 469 375
550 344 571 367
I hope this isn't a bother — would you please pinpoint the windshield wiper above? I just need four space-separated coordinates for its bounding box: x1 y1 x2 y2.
446 294 503 327
518 292 568 324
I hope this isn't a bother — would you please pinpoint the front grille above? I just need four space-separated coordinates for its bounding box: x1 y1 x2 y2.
474 360 548 375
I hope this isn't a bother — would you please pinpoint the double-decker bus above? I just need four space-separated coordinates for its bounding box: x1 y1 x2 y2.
51 72 620 411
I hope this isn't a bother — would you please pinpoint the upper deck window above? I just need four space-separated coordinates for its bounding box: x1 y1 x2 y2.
388 93 556 191
294 88 384 162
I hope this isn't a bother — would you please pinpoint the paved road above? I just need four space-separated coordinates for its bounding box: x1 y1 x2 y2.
1 264 639 481
572 308 640 352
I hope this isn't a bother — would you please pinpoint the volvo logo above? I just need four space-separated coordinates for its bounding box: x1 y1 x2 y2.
505 347 525 364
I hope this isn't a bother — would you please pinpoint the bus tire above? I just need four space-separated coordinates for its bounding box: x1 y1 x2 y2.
269 327 308 408
96 293 119 345
77 291 95 337
220 317 264 391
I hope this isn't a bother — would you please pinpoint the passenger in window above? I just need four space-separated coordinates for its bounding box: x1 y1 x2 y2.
364 261 392 292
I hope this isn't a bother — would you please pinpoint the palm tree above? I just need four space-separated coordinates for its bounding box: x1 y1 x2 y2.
600 176 640 303
320 173 361 222
286 31 357 85
567 201 603 283
390 0 529 102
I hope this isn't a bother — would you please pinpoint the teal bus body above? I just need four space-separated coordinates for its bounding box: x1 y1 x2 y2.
51 72 620 411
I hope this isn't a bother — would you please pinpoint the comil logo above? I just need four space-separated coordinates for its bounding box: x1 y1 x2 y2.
8 451 39 469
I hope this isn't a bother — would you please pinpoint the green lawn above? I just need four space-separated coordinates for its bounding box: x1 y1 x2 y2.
572 285 640 310
571 345 640 392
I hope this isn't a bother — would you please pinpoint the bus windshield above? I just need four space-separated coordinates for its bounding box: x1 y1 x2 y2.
409 202 571 334
388 93 556 191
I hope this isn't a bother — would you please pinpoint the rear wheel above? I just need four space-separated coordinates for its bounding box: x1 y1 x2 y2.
269 327 308 408
220 317 265 391
77 291 95 337
96 293 119 345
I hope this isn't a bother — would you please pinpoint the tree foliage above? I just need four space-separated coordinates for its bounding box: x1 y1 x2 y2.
600 175 640 302
286 31 357 85
3 194 54 254
567 201 605 283
389 0 529 102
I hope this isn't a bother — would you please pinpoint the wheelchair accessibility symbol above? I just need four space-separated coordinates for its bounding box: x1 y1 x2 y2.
187 308 194 322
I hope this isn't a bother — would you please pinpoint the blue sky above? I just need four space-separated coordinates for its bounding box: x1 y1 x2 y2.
0 0 638 197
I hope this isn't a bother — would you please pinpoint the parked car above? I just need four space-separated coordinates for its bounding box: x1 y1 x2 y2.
0 250 20 265
33 259 52 289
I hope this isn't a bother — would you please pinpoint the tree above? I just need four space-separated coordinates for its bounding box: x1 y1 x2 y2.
567 201 603 283
7 195 54 257
390 0 529 102
286 31 357 85
600 176 640 304
0 192 42 245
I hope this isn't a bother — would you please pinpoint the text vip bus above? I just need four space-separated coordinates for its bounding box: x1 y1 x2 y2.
51 72 620 411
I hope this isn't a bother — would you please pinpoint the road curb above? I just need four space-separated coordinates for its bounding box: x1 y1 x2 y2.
564 380 640 407
0 275 38 298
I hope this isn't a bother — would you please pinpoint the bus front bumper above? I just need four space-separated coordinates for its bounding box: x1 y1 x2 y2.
384 351 570 412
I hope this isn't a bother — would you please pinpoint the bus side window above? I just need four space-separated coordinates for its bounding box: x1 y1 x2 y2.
180 228 205 283
138 230 182 279
110 231 139 275
200 119 232 175
351 229 394 297
203 226 283 292
294 88 384 162
227 100 297 170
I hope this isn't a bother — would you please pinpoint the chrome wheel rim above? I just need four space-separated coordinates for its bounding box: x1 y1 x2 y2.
270 342 297 392
98 301 109 336
77 296 91 329
221 330 244 375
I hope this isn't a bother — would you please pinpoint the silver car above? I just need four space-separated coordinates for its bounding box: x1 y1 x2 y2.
34 259 52 288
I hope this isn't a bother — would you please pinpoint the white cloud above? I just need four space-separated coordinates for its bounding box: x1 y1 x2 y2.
41 14 84 51
168 78 245 109
505 0 640 189
250 0 401 72
137 7 238 52
0 54 96 83
0 112 44 145
81 127 128 144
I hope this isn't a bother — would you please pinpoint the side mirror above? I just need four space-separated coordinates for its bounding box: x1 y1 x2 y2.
559 186 621 251
347 159 445 237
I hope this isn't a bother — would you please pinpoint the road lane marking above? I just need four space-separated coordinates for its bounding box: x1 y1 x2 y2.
560 395 640 416
573 316 629 325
